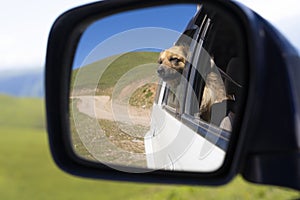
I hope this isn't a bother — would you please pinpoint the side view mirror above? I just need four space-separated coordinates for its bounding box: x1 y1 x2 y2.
46 0 300 190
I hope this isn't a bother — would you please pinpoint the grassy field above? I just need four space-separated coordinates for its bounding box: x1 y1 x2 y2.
0 95 45 129
0 94 299 199
71 51 159 97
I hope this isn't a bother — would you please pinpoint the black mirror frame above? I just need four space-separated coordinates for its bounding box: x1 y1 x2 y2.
45 0 261 186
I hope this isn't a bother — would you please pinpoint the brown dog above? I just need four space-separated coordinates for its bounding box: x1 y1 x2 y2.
157 45 189 89
157 45 229 122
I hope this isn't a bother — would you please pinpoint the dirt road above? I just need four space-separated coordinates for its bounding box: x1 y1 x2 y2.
71 95 150 169
75 95 152 126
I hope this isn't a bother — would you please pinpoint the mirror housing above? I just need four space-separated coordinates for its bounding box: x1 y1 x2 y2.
46 0 300 190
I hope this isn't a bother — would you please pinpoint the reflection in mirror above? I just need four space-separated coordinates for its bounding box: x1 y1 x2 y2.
69 3 247 173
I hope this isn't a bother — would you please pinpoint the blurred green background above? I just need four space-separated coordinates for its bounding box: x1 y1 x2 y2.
1 0 300 198
0 95 299 199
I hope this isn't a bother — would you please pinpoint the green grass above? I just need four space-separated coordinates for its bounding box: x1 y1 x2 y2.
71 51 159 96
0 95 45 130
0 95 299 199
129 83 157 108
0 127 152 200
97 51 158 91
0 127 299 200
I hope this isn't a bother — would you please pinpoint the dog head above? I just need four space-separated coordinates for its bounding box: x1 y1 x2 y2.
157 46 188 84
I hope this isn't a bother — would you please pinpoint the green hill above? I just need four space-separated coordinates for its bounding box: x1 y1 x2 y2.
71 51 159 96
0 95 45 129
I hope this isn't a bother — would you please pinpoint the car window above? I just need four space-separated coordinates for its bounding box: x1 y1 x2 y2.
188 9 246 132
162 8 207 116
154 6 248 155
161 7 247 134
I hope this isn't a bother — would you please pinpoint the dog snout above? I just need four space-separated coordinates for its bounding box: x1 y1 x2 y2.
157 66 165 75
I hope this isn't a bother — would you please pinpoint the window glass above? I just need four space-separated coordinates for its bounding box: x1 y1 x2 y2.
161 35 194 113
186 11 246 133
162 17 204 114
160 7 246 133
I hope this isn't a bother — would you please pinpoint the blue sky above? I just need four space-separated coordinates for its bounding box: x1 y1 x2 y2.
0 0 299 71
73 4 196 68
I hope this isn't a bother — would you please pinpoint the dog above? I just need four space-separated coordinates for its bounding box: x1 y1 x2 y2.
157 45 229 122
157 45 189 90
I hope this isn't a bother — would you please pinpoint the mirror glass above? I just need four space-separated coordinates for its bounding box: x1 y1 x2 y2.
70 3 247 173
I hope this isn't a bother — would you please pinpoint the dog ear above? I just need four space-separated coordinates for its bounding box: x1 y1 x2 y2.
157 50 166 64
181 45 190 63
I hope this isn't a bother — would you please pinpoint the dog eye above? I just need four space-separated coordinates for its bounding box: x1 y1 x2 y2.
170 58 181 63
158 59 162 64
